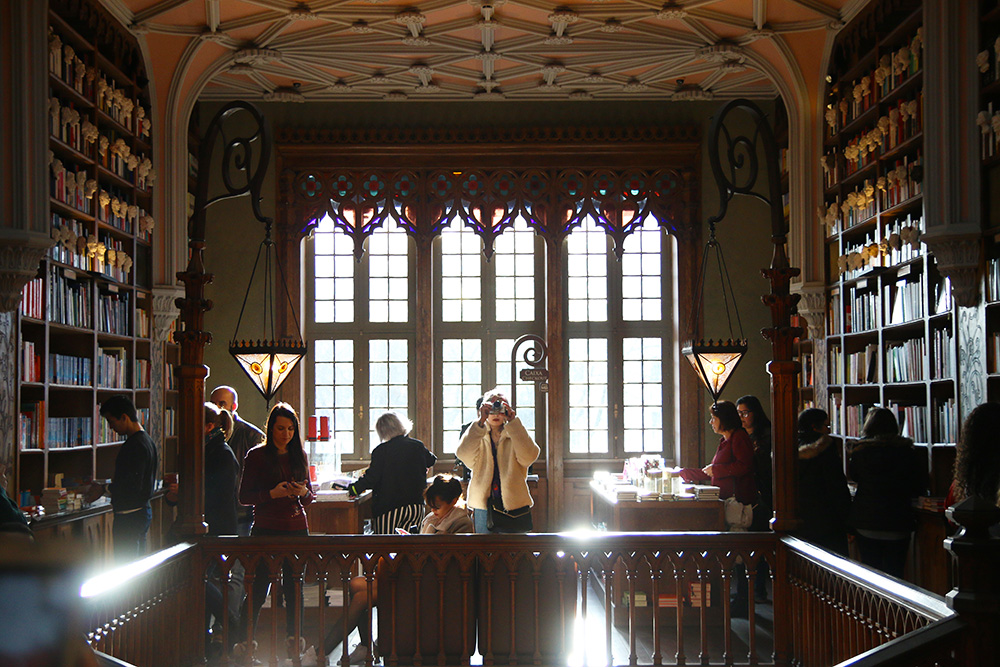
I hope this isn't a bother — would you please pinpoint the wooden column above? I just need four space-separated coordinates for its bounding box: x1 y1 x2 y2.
545 231 565 527
414 227 434 446
945 496 1000 662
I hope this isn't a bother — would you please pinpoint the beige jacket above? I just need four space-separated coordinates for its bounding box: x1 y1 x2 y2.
456 418 539 511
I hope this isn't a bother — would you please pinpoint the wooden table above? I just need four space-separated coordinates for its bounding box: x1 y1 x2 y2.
590 480 726 532
307 490 372 534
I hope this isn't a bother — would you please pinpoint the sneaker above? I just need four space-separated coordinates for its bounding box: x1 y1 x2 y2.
299 645 318 667
347 643 373 665
232 641 261 666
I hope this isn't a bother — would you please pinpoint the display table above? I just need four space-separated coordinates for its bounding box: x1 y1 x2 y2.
308 489 373 534
590 480 725 532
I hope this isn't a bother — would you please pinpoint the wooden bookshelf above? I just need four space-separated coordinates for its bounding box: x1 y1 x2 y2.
980 2 1000 411
822 1 959 485
14 0 155 505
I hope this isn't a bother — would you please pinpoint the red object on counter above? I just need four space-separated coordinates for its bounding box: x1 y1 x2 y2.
320 416 330 441
308 416 318 440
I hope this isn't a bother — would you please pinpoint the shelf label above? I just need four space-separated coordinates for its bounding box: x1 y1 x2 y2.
62 268 76 280
897 264 912 278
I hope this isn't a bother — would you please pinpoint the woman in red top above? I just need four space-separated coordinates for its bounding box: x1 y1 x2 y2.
703 401 757 504
237 402 314 660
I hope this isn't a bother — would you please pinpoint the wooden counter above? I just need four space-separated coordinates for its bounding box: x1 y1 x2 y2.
590 480 725 532
307 490 373 534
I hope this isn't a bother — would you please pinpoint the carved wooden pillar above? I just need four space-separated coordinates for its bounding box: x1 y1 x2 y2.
673 218 704 467
544 223 566 527
413 224 435 446
0 0 55 483
945 496 1000 662
921 0 985 419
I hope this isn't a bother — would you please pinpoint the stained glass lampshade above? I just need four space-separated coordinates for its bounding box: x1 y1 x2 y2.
230 339 307 403
682 338 748 405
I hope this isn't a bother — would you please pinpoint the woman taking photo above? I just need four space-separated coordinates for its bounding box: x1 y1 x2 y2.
348 411 436 534
237 402 314 660
457 388 540 533
848 407 926 579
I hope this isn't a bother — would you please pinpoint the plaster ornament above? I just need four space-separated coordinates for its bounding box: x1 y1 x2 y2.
977 111 989 132
866 243 880 261
854 82 865 102
844 144 859 162
889 108 900 128
978 51 990 74
76 171 85 187
874 65 888 85
99 191 110 208
49 34 62 62
821 155 834 173
86 235 101 258
122 256 133 273
138 158 152 179
601 19 624 33
147 169 157 186
106 248 116 266
84 180 97 198
878 115 890 135
51 158 63 176
99 136 109 157
63 44 74 65
116 251 128 269
847 253 864 271
128 205 139 221
913 28 922 53
111 198 123 217
140 215 155 233
86 66 96 83
82 121 98 144
863 183 875 201
76 236 87 256
877 177 887 192
825 107 837 128
888 233 901 250
841 199 852 216
49 97 60 122
992 114 1000 138
838 98 849 114
74 59 85 82
879 240 889 256
837 255 848 275
127 155 139 171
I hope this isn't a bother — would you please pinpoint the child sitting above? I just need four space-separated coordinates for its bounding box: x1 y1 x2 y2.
420 474 474 534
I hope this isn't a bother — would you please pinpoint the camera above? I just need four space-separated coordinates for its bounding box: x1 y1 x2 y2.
490 399 504 414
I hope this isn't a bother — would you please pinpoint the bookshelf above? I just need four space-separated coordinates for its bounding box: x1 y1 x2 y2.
822 1 958 495
15 0 156 504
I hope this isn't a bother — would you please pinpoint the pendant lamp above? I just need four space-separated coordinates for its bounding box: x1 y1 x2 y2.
682 225 747 404
230 221 307 405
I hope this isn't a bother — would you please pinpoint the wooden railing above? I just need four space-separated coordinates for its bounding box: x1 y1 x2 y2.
784 537 963 666
78 542 199 666
76 532 973 667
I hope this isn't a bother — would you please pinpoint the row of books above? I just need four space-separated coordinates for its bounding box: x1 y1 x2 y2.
885 276 924 325
97 289 130 336
988 331 1000 374
50 96 86 153
878 154 923 210
887 401 928 443
934 398 957 444
51 163 92 215
21 277 44 319
799 350 814 387
48 265 91 328
845 286 878 333
21 341 42 383
48 31 91 96
164 406 176 437
931 327 955 380
20 400 99 450
885 337 927 383
96 347 127 388
883 213 924 266
50 353 92 386
883 94 923 151
987 257 1000 303
829 346 844 384
49 215 89 270
845 343 878 384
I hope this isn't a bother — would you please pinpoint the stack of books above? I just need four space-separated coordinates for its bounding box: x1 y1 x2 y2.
613 486 639 501
41 487 67 514
692 485 721 501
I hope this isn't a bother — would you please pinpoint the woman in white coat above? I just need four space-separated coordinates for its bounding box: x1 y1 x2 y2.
456 388 540 533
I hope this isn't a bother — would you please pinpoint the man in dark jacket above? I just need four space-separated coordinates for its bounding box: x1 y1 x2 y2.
90 395 158 561
211 385 264 535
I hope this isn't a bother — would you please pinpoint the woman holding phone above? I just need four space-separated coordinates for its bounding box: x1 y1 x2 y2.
237 402 314 660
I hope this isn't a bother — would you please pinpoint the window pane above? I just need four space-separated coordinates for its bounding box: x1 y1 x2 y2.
368 219 409 323
569 337 608 454
369 338 408 447
567 218 608 322
622 337 663 453
313 214 354 323
314 339 354 455
494 217 535 322
441 338 482 454
440 219 482 322
621 219 663 322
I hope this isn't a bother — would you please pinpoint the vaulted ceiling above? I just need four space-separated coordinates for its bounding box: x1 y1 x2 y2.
112 0 850 103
